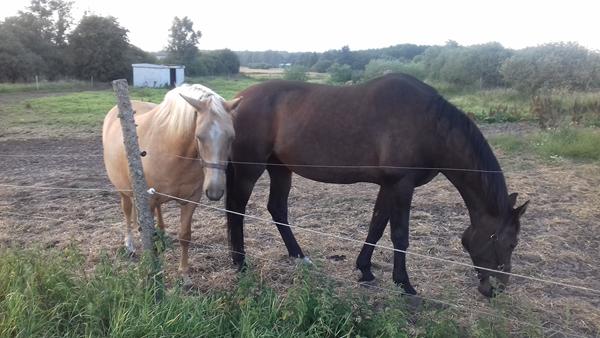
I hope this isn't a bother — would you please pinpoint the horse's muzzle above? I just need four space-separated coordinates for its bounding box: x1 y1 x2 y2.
206 188 224 201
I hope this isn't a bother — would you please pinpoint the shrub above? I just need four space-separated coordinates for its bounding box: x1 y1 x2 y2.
327 63 353 83
500 42 600 94
311 59 333 73
364 59 426 80
422 42 511 88
283 64 308 81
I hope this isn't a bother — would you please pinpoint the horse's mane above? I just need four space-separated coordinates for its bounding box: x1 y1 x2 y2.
153 84 227 138
434 96 510 215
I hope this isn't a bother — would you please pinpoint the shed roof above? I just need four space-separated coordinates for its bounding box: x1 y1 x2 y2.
132 63 185 69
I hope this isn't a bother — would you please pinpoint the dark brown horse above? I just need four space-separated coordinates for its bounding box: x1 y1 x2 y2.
226 73 529 297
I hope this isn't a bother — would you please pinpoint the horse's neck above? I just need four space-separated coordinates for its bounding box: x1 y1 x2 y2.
438 134 508 220
145 111 198 158
443 170 498 222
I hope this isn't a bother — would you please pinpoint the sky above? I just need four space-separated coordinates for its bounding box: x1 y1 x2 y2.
1 0 599 53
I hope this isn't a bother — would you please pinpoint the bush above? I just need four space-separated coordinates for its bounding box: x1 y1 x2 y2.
500 42 600 94
188 49 240 76
327 63 353 83
311 59 333 73
363 59 426 80
421 42 511 88
283 64 308 81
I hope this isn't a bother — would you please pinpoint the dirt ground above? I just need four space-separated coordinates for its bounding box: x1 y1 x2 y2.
1 93 599 337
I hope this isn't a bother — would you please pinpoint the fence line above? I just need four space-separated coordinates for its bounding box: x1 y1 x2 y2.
0 183 131 193
0 209 587 337
149 188 600 295
0 154 104 158
1 150 505 174
1 181 598 295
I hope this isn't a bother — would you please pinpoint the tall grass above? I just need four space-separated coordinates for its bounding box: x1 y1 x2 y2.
0 248 515 337
490 128 600 161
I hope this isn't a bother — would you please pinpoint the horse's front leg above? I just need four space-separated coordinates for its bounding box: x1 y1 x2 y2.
389 183 416 295
120 194 136 254
179 202 197 285
356 185 392 282
226 163 264 268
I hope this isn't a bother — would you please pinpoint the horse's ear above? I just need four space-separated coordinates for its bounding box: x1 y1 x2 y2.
179 94 209 112
508 193 518 207
514 200 529 219
224 97 242 115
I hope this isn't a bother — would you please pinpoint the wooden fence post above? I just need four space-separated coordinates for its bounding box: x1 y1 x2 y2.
112 78 163 299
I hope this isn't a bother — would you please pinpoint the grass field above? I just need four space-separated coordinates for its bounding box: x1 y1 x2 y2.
0 248 511 338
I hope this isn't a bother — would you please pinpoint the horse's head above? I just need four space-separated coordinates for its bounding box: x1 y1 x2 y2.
461 193 529 298
180 94 241 201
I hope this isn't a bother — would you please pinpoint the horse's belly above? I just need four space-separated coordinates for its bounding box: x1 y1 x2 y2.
290 167 380 184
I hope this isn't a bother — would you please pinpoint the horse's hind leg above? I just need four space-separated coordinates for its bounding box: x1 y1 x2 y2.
356 185 392 282
267 165 305 260
389 182 416 295
120 194 136 254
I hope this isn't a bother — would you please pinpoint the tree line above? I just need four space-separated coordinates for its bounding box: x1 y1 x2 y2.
238 42 600 93
0 0 239 83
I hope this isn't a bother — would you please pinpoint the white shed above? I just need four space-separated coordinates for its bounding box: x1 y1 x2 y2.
132 63 185 88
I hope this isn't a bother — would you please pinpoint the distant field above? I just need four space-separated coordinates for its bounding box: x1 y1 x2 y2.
239 66 329 83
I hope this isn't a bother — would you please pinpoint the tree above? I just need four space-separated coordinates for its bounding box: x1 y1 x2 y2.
0 25 45 82
166 16 201 66
0 0 73 80
28 0 73 46
214 49 240 74
68 15 130 81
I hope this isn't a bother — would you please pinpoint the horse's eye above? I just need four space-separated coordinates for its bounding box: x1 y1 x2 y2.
509 243 516 249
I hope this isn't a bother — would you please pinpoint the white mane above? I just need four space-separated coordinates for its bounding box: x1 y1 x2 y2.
153 83 227 138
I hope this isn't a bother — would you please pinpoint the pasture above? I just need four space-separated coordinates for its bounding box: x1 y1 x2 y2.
0 77 599 337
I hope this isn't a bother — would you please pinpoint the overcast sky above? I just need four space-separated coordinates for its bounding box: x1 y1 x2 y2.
2 0 599 53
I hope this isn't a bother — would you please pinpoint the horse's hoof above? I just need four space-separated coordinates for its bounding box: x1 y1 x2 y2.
397 282 417 296
358 270 376 283
181 275 193 290
124 241 136 256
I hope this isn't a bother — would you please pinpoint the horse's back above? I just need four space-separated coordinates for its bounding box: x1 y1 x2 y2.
231 74 446 183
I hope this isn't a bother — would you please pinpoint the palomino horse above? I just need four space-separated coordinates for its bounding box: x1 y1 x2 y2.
103 84 240 281
226 74 529 298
